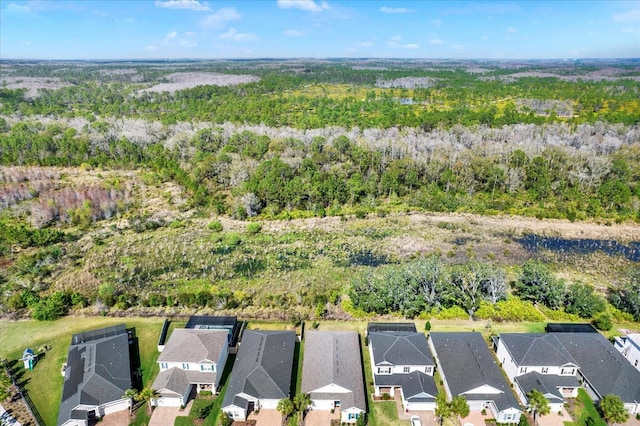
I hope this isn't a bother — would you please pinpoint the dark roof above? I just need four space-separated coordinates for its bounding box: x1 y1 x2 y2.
158 329 228 363
546 323 598 333
367 322 417 335
498 334 578 367
153 367 217 396
376 371 438 402
429 332 521 413
222 330 295 408
369 331 433 366
302 331 366 411
186 316 242 347
58 324 132 426
515 372 580 403
553 332 640 403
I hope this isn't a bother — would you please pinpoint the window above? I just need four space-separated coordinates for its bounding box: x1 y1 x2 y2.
334 400 341 407
561 368 575 375
200 364 215 372
404 366 410 373
377 367 391 374
504 413 515 421
160 362 168 370
635 359 638 367
425 366 432 374
182 363 189 370
519 367 527 374
541 367 548 374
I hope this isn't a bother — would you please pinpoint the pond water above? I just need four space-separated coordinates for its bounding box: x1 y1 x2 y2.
516 234 640 261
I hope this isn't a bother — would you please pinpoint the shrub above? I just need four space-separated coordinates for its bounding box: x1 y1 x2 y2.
592 312 613 331
424 320 431 332
493 297 545 322
381 393 391 401
433 306 468 320
246 222 262 234
207 221 223 232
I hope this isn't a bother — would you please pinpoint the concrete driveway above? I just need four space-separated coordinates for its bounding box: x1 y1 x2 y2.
461 410 494 426
149 401 193 426
304 409 340 426
246 409 283 426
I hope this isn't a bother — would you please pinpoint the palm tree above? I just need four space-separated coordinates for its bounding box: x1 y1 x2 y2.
277 398 295 420
294 393 312 420
123 388 138 416
135 387 159 415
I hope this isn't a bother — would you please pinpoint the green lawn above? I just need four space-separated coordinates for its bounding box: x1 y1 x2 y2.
0 316 167 426
563 389 606 426
175 397 217 426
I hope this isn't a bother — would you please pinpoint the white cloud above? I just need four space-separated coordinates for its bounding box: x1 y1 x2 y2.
219 28 259 42
179 40 197 47
387 36 419 49
146 45 158 51
431 19 442 27
622 27 640 33
283 29 304 37
277 0 330 12
184 31 196 36
358 41 374 47
429 38 444 45
155 0 211 11
201 7 241 29
21 41 31 45
5 3 31 13
380 6 412 14
452 44 465 50
164 31 178 43
481 35 489 41
507 26 517 33
612 9 640 23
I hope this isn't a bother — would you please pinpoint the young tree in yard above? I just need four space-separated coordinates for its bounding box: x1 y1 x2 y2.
293 393 311 420
277 398 295 419
527 389 550 422
451 395 470 422
591 312 613 331
599 394 629 425
435 393 451 426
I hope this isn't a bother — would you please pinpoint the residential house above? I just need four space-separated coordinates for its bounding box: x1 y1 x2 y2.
58 325 132 426
429 332 522 424
552 332 640 415
614 333 640 372
301 331 366 423
222 330 296 421
494 333 581 411
152 329 229 407
368 323 438 412
185 315 243 354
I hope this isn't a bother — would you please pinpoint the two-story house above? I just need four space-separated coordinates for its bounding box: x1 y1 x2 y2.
367 323 438 411
494 333 581 412
152 329 229 407
301 331 366 423
614 333 640 372
429 332 522 424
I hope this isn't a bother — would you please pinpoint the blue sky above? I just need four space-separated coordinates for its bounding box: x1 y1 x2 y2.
1 0 638 59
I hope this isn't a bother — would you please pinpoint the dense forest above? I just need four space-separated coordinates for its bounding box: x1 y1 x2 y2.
0 59 639 324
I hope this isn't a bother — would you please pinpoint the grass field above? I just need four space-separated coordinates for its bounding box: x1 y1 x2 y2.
563 389 607 426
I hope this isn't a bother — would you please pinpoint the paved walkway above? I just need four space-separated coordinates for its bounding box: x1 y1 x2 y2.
149 401 193 426
394 389 439 426
99 410 130 426
461 410 494 426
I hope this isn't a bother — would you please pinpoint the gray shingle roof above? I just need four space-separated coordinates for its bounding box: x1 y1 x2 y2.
158 329 228 364
515 372 580 403
301 331 366 411
375 371 438 402
498 333 578 367
152 367 218 396
222 330 296 408
429 332 520 412
552 332 640 403
58 325 131 426
369 331 434 366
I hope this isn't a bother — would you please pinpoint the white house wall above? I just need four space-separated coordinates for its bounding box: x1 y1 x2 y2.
615 337 640 373
496 408 521 424
223 404 246 420
260 398 281 410
495 340 519 381
158 360 217 373
341 407 364 423
100 398 130 416
215 344 229 388
310 398 335 410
